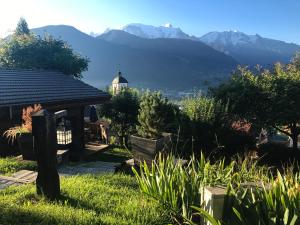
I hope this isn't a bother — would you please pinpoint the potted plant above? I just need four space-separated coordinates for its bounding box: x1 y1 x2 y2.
131 91 171 163
3 104 42 160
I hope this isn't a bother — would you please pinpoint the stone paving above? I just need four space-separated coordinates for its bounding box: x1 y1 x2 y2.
0 170 37 190
0 161 120 190
58 161 120 176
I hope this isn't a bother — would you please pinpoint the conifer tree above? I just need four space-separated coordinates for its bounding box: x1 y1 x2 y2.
15 17 30 35
137 91 169 138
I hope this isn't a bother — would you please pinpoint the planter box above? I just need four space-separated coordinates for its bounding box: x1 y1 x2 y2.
18 133 35 160
130 133 171 164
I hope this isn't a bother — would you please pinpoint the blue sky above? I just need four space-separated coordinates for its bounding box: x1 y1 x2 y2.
1 0 299 44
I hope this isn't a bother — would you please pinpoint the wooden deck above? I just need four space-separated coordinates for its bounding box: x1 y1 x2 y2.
0 170 37 190
16 149 69 165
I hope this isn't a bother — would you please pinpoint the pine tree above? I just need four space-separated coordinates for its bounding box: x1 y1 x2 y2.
137 91 169 138
15 17 30 35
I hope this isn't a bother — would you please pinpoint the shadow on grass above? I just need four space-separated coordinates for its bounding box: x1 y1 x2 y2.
85 146 132 163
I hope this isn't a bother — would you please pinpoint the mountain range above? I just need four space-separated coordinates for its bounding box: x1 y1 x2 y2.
121 23 198 40
121 24 300 66
31 23 300 91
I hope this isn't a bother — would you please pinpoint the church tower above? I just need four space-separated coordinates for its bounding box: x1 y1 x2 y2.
111 70 128 95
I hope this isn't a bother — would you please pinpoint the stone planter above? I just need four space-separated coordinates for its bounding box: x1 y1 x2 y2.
130 133 171 164
18 133 35 160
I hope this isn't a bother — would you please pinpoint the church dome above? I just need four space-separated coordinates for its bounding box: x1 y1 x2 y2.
112 71 128 84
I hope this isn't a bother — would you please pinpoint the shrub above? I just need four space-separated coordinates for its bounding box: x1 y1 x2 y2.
136 91 171 139
180 95 230 154
3 104 42 144
22 104 42 132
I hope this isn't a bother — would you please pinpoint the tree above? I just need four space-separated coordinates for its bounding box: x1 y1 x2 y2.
0 21 89 78
212 61 300 151
292 52 300 69
15 17 30 36
136 91 172 139
98 88 140 147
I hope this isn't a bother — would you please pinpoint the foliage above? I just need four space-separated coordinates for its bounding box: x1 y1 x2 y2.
0 174 170 225
182 95 224 123
0 20 89 78
3 104 42 144
0 157 37 175
15 17 30 36
22 104 42 132
187 206 222 225
133 152 269 223
187 172 300 225
98 88 140 146
137 91 174 139
179 95 230 154
212 61 300 150
3 126 29 145
292 52 300 69
224 172 300 225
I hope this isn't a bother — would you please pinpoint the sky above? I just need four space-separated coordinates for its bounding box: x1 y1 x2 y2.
0 0 300 44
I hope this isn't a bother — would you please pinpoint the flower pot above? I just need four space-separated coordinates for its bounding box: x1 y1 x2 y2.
130 133 171 164
18 133 35 160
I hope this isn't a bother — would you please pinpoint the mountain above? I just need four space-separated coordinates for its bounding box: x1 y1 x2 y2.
32 25 237 91
199 31 300 66
121 23 197 40
98 30 233 62
109 23 300 66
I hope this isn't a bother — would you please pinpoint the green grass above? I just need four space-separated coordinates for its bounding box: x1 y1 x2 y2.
0 157 37 175
0 174 170 225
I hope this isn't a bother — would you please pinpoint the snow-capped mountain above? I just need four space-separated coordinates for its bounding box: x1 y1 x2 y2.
122 23 196 40
199 31 300 66
200 30 259 46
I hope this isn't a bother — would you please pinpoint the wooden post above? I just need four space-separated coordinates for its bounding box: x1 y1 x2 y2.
69 107 85 161
32 109 60 199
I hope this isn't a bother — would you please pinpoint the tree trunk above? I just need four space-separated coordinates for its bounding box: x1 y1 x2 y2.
292 136 298 151
291 123 298 151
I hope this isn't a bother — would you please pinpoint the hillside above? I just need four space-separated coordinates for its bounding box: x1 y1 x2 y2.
32 25 237 91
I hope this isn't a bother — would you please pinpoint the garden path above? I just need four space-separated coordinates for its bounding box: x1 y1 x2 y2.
0 161 120 190
58 161 120 176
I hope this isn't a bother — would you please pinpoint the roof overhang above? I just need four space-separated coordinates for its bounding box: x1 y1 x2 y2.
0 94 111 109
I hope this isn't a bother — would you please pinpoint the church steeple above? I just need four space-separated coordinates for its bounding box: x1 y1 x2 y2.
111 69 128 95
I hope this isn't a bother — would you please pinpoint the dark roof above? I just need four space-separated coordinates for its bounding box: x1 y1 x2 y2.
0 69 110 108
112 71 128 84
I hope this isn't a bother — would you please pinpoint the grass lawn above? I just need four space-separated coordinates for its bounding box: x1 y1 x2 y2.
0 174 170 225
0 157 37 175
0 148 170 225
